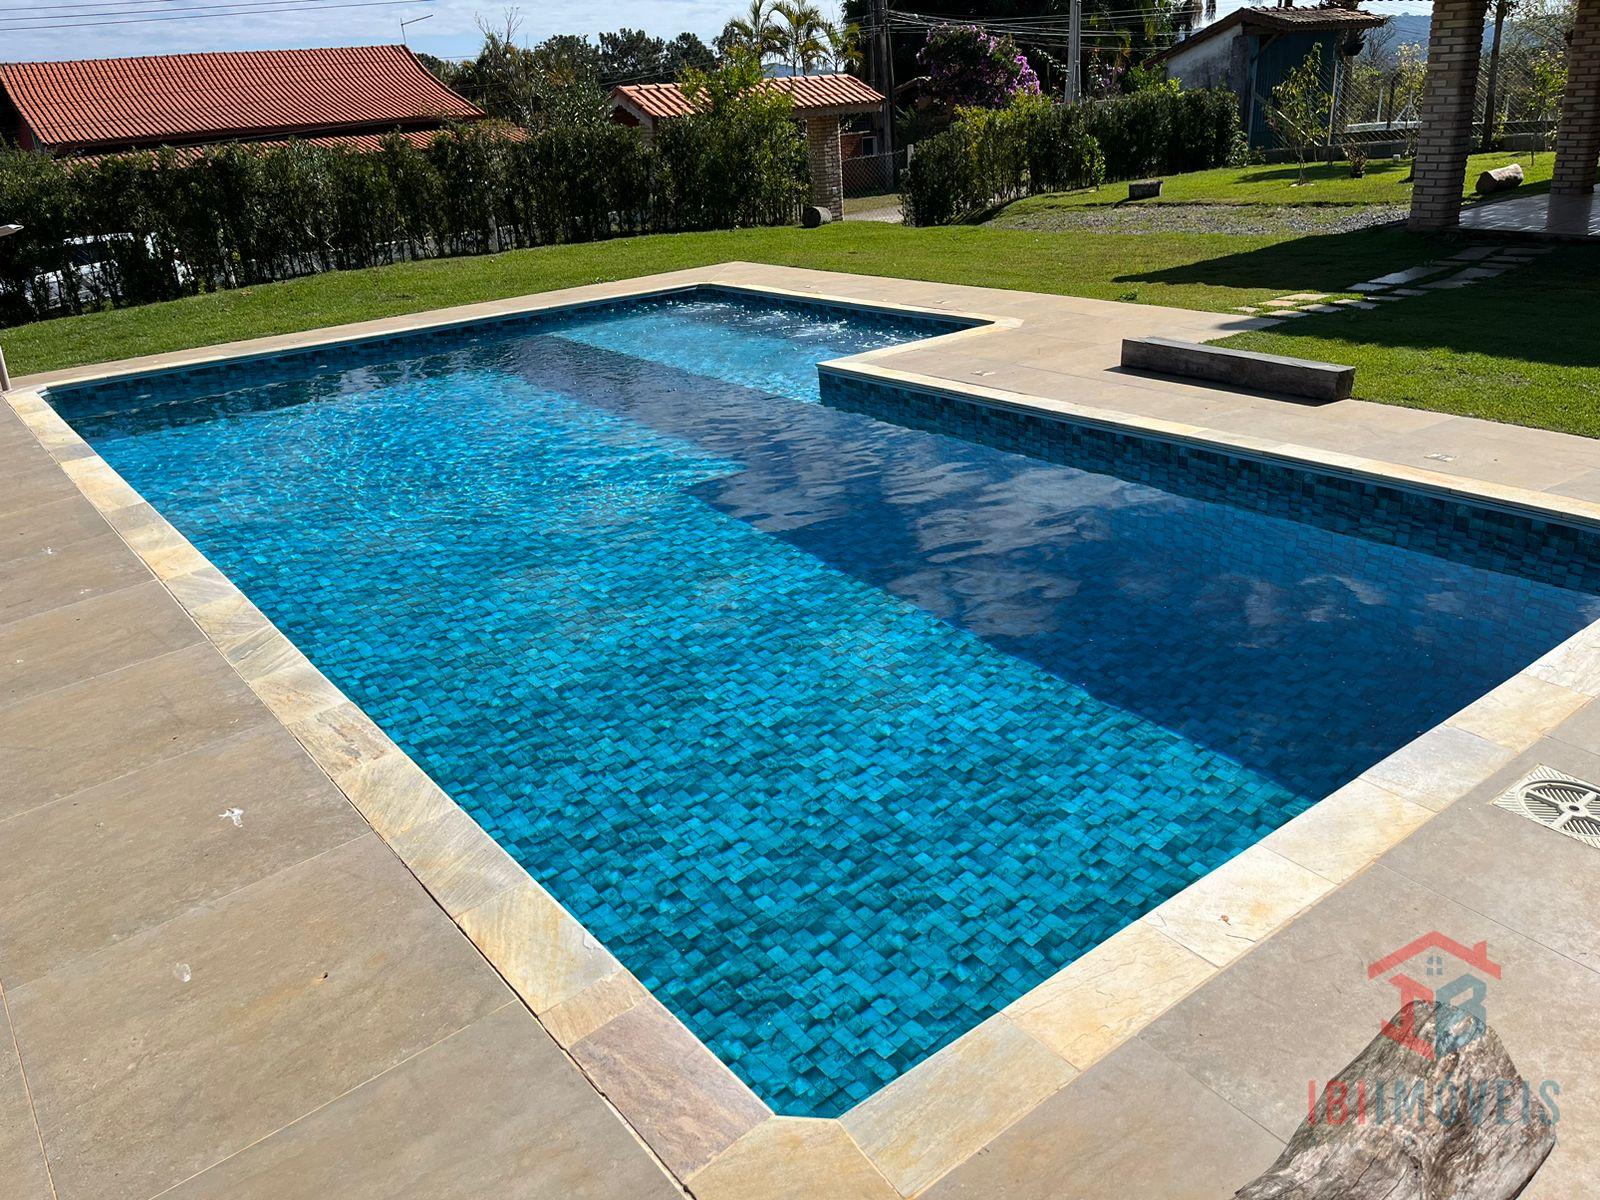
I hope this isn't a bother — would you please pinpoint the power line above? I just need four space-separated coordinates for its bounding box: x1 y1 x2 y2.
4 0 426 27
0 0 425 22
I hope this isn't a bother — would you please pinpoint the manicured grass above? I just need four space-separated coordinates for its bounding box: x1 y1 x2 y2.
1004 150 1556 211
5 220 1440 376
1218 244 1600 438
5 208 1591 441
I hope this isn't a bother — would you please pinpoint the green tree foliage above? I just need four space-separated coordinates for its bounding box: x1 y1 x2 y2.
722 0 784 61
903 94 1104 224
599 28 668 83
0 86 807 326
1265 45 1328 185
655 52 809 228
902 85 1238 224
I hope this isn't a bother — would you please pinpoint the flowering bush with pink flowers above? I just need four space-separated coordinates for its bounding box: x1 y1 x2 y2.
917 24 1041 114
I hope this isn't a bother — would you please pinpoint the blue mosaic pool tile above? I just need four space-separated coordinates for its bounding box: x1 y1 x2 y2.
52 294 1600 1118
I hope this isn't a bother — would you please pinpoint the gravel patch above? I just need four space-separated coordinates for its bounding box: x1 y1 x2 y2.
990 202 1408 236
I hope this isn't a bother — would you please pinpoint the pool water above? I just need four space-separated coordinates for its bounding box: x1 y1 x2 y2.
51 290 1600 1115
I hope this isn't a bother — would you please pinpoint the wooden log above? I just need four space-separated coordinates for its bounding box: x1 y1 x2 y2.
1475 163 1525 195
1238 1001 1556 1200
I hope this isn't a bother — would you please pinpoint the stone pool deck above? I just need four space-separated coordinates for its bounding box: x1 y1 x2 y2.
3 263 1598 1200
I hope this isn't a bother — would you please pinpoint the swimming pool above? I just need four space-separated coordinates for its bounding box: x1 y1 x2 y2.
48 287 1600 1116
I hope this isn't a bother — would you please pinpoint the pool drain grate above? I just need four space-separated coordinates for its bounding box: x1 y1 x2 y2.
1492 766 1600 850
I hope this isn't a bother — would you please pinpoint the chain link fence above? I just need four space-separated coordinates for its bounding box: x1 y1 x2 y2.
843 149 908 198
1250 21 1569 160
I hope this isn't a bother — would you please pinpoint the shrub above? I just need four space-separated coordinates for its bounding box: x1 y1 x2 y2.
903 95 1103 225
1085 84 1242 181
918 24 1041 114
0 71 803 328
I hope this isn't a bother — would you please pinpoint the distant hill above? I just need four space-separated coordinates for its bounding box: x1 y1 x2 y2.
1385 13 1434 47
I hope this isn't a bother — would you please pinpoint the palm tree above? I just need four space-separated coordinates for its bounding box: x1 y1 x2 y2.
773 0 831 74
728 0 782 62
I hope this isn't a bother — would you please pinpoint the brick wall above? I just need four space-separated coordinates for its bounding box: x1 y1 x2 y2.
1553 0 1600 195
805 115 843 222
1408 0 1490 231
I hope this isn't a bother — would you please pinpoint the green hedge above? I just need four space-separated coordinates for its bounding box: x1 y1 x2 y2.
1086 86 1242 181
0 116 805 326
903 99 1105 226
903 87 1240 226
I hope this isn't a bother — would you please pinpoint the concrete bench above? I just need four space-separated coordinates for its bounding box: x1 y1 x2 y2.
1120 337 1355 403
1127 179 1163 200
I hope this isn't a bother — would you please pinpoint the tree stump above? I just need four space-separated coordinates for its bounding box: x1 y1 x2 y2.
1237 1001 1556 1200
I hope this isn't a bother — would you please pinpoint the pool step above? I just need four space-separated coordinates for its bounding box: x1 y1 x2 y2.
1120 337 1355 403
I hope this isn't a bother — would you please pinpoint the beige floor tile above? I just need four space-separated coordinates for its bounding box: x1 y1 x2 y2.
0 459 80 519
0 1009 53 1200
1006 920 1216 1070
7 835 511 1200
571 996 769 1178
1137 863 1600 1141
0 580 203 709
1381 739 1600 973
0 495 109 565
923 1038 1282 1200
841 1014 1076 1197
0 723 368 988
0 531 150 625
689 1117 898 1200
0 641 273 822
1141 844 1334 968
159 1004 678 1200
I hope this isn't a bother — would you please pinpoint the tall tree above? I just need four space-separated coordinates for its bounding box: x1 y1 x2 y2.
599 27 668 84
663 32 716 78
724 0 784 61
773 0 832 72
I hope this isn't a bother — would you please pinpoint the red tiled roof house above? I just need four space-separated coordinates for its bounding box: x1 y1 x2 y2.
0 45 484 157
610 74 885 221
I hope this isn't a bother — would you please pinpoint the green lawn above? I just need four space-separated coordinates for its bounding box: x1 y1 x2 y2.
5 221 1440 376
1004 150 1555 211
5 205 1593 440
1220 244 1600 437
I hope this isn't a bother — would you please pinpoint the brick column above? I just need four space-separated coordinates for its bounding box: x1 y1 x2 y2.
1552 0 1600 195
1408 0 1490 231
805 115 844 222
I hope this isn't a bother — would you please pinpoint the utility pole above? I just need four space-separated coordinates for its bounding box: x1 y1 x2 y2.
1066 0 1082 102
872 0 894 157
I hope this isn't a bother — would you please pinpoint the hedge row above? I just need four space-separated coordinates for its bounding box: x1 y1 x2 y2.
0 115 807 326
903 99 1105 226
1085 86 1242 181
903 87 1242 226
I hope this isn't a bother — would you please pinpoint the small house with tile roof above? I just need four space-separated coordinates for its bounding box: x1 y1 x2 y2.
1154 2 1387 148
0 45 484 158
609 74 885 222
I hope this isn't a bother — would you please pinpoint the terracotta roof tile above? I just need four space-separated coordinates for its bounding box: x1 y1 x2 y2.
0 45 483 153
611 73 884 121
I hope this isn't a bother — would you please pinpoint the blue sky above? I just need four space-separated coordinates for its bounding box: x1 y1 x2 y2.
4 0 1430 66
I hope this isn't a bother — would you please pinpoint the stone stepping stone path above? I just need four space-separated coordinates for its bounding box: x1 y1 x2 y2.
1233 243 1550 320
